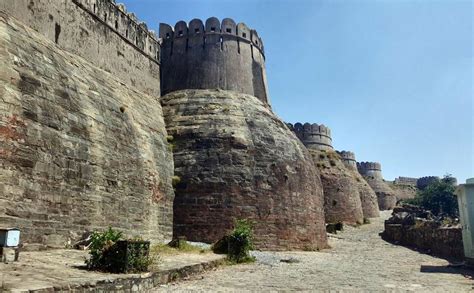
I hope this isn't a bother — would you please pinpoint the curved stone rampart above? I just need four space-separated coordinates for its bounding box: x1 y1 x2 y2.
159 18 269 104
287 122 333 151
357 161 383 179
161 89 328 250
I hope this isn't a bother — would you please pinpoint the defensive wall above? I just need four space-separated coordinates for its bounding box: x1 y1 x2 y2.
394 176 418 186
159 18 269 105
357 162 383 180
0 0 161 96
337 150 357 170
287 122 333 151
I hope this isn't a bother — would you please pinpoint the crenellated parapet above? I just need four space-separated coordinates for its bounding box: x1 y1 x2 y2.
337 150 357 169
394 176 418 186
287 122 333 151
73 0 160 62
357 162 383 179
159 18 269 104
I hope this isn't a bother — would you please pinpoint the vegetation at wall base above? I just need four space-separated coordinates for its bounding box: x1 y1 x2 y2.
212 219 255 263
86 227 152 273
405 175 458 218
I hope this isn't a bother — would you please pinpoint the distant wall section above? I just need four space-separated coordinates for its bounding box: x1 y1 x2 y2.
0 0 161 96
159 18 269 105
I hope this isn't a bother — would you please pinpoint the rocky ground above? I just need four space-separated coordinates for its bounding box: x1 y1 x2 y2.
160 211 473 292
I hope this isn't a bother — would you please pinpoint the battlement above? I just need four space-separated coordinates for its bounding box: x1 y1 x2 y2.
73 0 160 62
1 0 161 96
159 17 269 104
337 150 357 169
357 162 383 179
287 122 333 151
394 176 418 186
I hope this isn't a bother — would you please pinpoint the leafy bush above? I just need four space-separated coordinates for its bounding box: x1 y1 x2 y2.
212 219 255 263
86 227 152 273
406 175 458 217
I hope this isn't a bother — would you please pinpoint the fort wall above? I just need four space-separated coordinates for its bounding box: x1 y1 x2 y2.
287 122 333 151
357 162 383 180
394 176 418 186
0 13 174 247
159 18 269 105
337 150 357 170
0 0 161 96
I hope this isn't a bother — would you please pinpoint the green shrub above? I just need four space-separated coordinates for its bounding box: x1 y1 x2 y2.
406 175 458 217
86 227 152 273
212 219 255 263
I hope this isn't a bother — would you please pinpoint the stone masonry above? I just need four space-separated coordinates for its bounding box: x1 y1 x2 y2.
288 123 366 224
161 90 328 250
358 162 397 210
338 151 379 218
0 8 174 247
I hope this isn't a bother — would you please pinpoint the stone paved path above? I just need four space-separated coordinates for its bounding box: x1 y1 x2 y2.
160 211 474 292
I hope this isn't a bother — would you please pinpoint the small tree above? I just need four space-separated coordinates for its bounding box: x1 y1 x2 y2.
408 175 458 217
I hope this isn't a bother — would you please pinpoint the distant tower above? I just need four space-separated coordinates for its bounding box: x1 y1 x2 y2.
337 151 357 170
159 18 269 104
287 122 333 151
357 162 383 180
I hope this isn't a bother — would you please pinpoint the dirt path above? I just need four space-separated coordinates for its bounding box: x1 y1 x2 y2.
158 211 473 292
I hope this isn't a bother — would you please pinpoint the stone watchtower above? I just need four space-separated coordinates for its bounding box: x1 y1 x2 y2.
159 18 269 105
337 151 357 170
287 123 333 151
357 162 383 180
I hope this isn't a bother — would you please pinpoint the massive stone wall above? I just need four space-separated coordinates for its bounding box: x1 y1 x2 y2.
357 162 397 210
159 18 269 105
337 151 379 218
161 89 328 250
287 123 333 151
0 0 161 96
308 149 364 224
0 13 174 248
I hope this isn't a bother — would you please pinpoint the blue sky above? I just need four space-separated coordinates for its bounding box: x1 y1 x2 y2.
121 0 473 183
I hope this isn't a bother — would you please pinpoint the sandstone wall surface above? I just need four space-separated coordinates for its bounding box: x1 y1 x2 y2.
383 222 463 260
0 0 160 96
309 150 364 224
389 183 417 201
349 170 380 218
161 89 328 250
0 13 174 248
363 177 397 210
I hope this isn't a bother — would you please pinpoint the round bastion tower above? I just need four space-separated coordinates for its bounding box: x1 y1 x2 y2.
159 18 269 105
287 123 333 151
337 151 357 170
357 162 383 180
